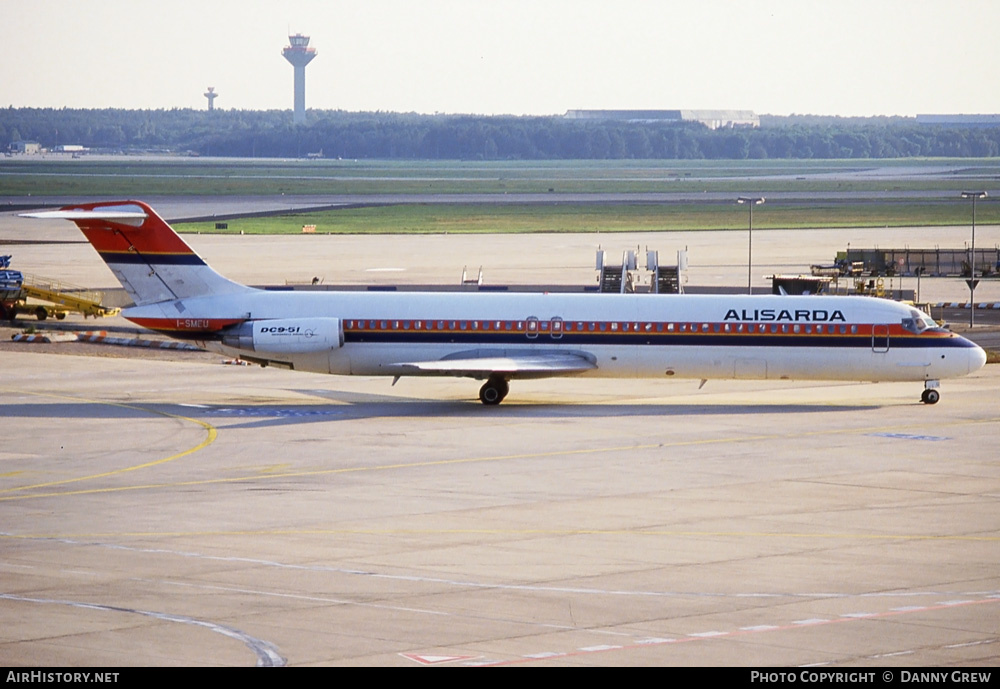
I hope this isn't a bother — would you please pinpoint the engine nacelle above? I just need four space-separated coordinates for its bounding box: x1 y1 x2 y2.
222 318 344 354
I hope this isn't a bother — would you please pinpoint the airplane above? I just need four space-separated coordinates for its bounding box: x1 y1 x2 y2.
22 200 987 405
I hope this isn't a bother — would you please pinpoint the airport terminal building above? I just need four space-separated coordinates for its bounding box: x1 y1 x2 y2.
565 109 760 129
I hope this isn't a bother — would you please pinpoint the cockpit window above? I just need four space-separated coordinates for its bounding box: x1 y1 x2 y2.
901 309 936 334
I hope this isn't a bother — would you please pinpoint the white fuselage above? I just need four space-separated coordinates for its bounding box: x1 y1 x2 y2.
29 200 986 404
124 290 987 384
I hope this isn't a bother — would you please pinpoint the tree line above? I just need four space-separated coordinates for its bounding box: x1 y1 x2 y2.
3 108 1000 159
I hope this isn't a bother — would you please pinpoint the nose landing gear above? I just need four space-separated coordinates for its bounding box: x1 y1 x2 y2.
921 382 940 405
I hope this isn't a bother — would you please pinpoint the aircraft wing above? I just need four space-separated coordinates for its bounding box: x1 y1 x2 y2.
398 350 597 379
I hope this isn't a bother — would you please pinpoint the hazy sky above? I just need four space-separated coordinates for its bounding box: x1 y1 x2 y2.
4 0 999 117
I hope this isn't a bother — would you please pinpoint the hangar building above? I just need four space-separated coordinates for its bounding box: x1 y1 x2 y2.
916 114 1000 127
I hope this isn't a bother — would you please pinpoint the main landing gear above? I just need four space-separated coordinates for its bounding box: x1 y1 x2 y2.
921 381 940 405
479 375 509 405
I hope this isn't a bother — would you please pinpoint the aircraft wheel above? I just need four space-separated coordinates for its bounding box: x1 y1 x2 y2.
921 388 940 405
479 377 509 405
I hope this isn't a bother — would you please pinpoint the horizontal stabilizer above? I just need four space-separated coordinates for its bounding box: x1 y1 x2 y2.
21 209 148 223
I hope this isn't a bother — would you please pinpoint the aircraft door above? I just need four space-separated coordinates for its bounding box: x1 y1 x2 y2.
872 324 890 353
525 316 539 339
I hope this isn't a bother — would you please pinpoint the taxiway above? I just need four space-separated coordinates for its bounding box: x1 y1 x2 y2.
1 205 998 666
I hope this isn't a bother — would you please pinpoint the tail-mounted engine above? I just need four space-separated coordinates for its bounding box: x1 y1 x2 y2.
221 317 344 354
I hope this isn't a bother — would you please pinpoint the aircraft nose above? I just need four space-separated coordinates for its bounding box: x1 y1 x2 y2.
968 342 987 374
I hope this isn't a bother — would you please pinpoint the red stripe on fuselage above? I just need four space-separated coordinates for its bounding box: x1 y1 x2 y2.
127 315 962 345
128 317 245 333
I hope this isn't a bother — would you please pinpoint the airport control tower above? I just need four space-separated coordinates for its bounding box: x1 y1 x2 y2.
282 33 317 125
204 86 217 111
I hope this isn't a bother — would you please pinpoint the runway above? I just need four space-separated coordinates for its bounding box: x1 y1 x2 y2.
1 352 998 666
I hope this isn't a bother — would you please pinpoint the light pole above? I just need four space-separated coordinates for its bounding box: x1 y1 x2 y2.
737 197 765 295
960 191 987 327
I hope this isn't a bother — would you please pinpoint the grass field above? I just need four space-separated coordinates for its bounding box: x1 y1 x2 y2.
3 157 999 232
4 157 1000 195
179 201 1000 234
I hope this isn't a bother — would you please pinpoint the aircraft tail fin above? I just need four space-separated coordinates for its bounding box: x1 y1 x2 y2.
22 200 252 306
